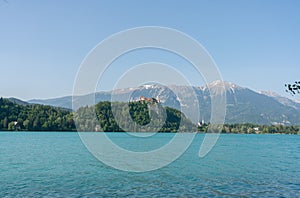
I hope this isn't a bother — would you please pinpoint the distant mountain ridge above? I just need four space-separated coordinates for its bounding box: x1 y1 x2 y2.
8 97 29 106
259 91 300 110
27 81 300 125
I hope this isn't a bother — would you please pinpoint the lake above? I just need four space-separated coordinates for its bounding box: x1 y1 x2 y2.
0 132 299 197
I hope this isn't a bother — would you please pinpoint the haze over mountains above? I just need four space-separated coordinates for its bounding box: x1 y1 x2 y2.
27 81 300 125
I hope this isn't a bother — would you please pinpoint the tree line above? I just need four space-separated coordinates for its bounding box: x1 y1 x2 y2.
0 98 194 132
198 123 300 134
0 98 75 131
1 97 299 134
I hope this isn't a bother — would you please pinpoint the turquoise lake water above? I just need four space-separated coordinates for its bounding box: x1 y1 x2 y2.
0 132 299 197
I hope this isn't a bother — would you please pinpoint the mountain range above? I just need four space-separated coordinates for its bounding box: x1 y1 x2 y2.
27 81 300 125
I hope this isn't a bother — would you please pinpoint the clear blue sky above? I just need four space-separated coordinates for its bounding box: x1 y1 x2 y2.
0 0 299 100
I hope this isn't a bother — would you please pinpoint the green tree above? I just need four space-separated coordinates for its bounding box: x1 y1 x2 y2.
3 117 8 129
8 121 16 131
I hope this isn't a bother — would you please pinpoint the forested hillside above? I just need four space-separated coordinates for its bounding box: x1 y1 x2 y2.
0 98 75 131
74 100 195 132
0 98 194 132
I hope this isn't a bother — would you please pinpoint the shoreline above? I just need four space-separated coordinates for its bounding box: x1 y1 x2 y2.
0 131 299 135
